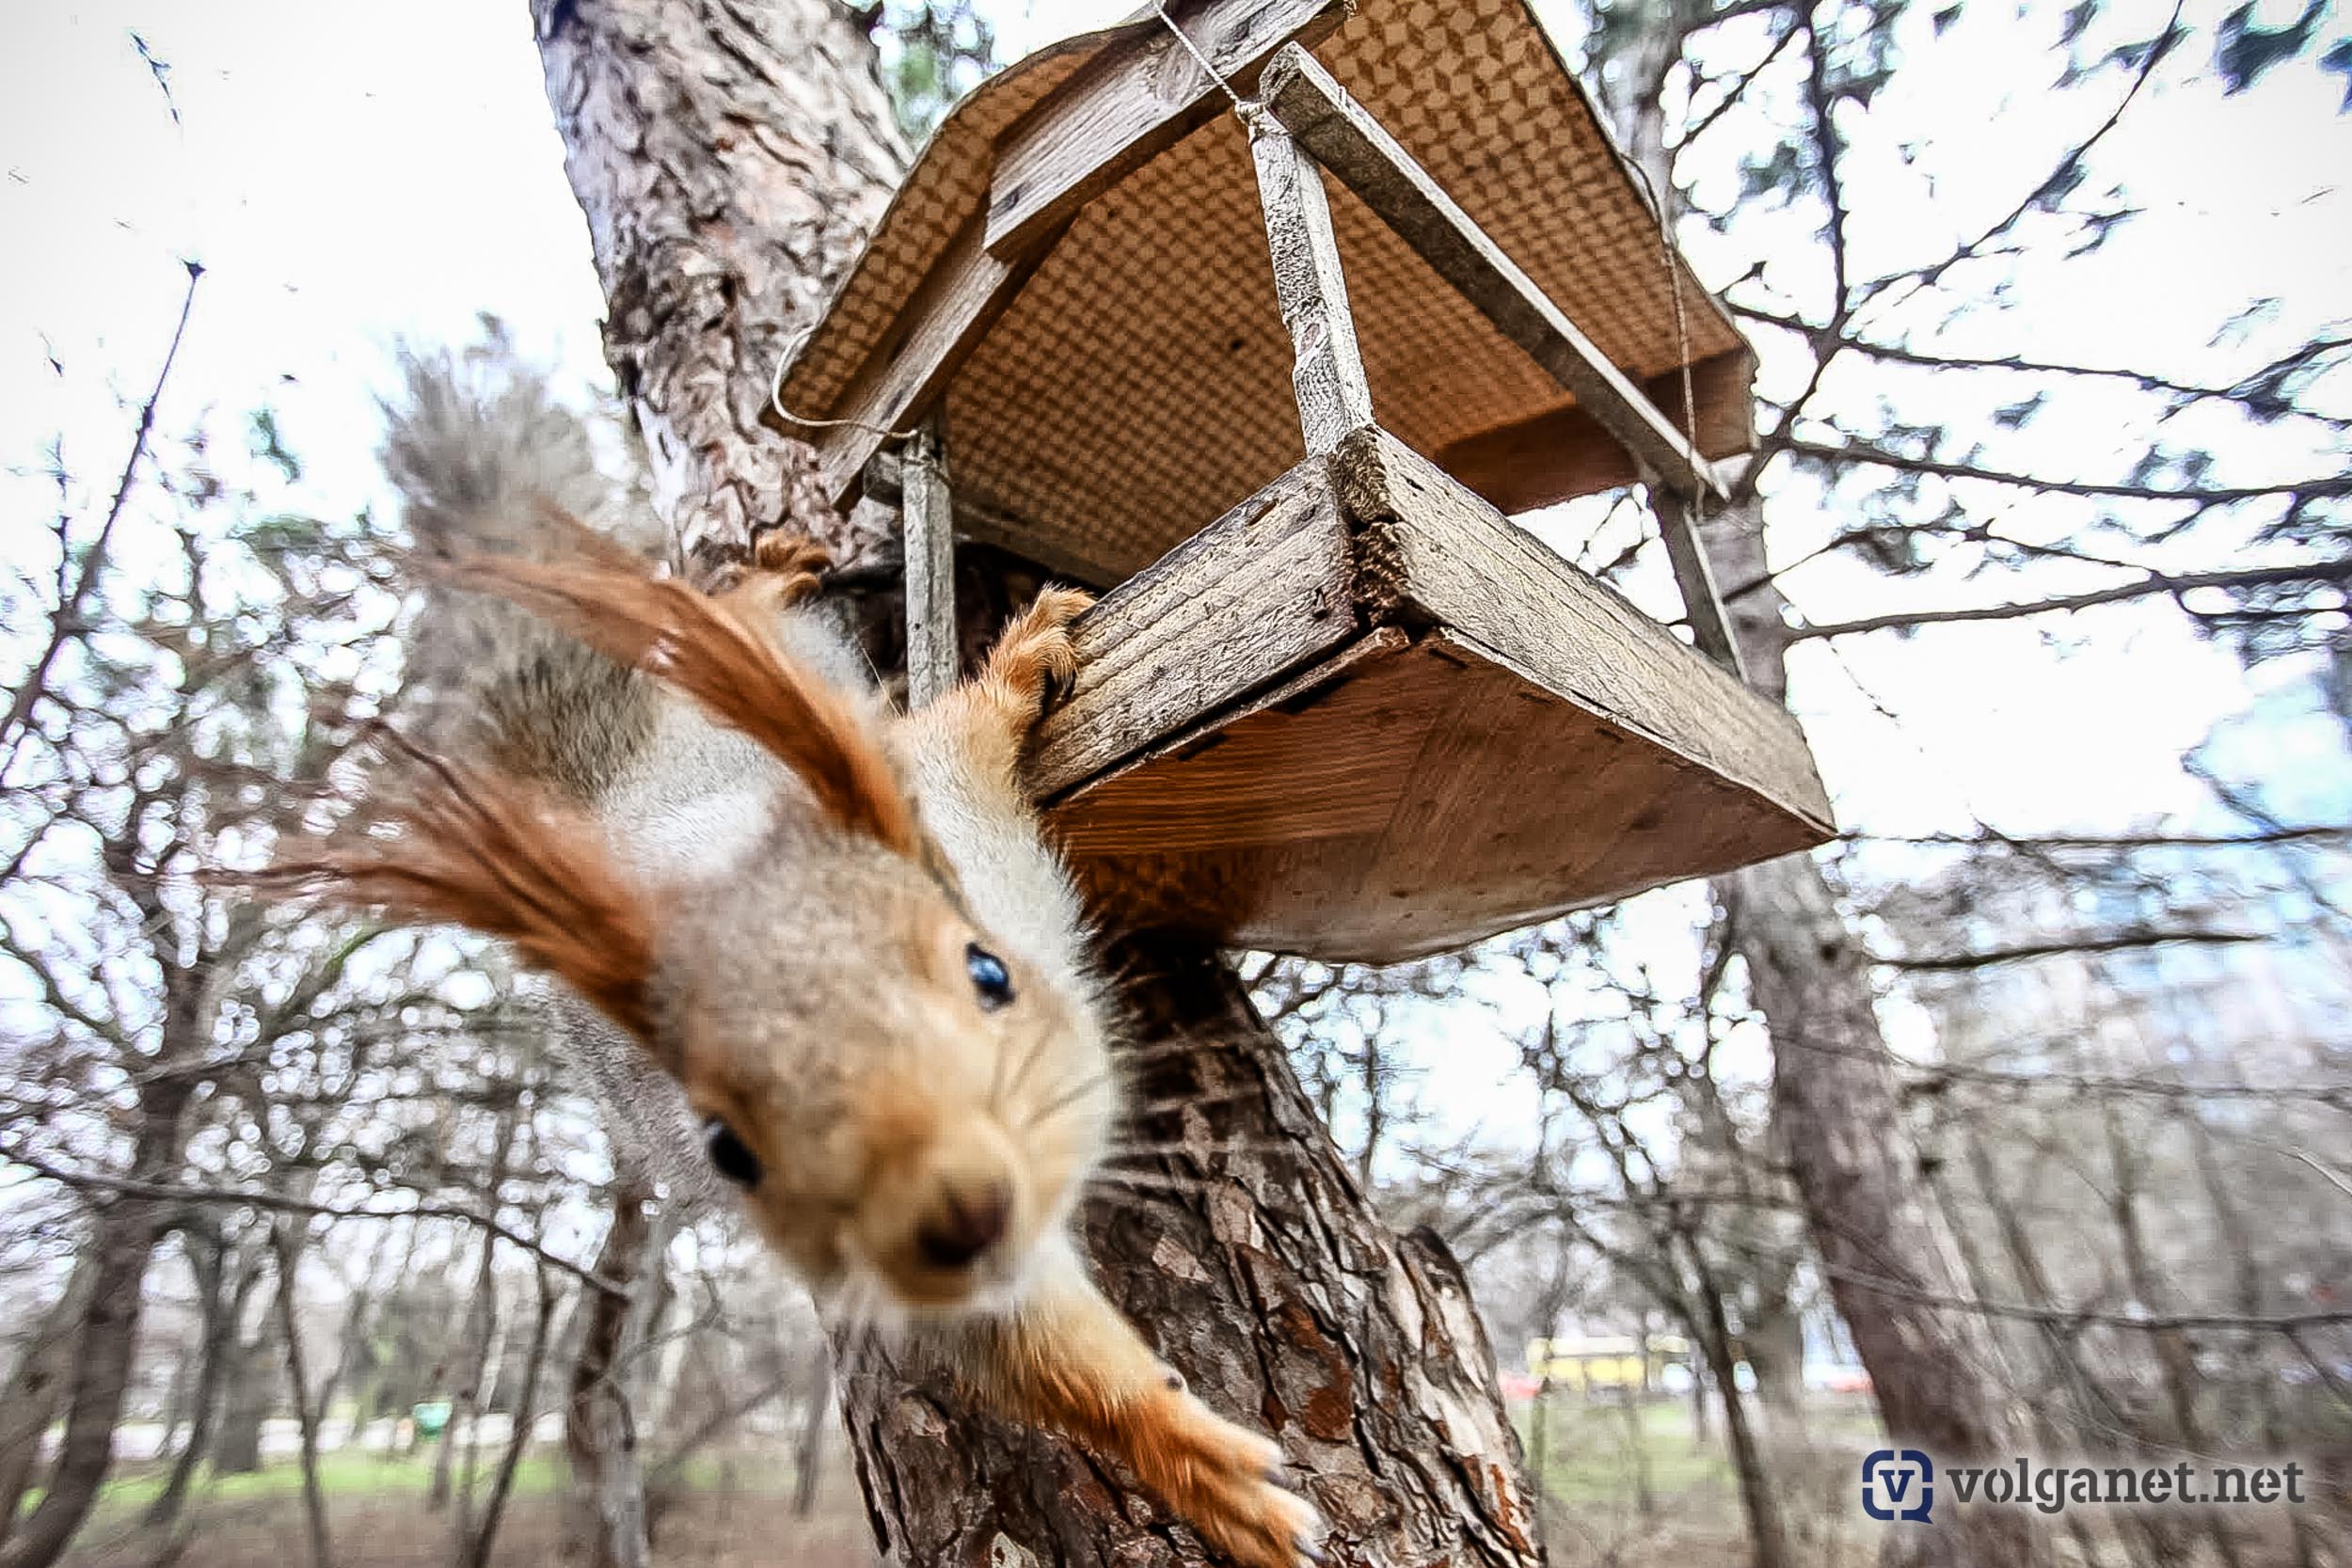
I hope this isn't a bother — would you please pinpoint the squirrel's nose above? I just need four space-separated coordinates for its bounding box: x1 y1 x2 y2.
914 1180 1011 1269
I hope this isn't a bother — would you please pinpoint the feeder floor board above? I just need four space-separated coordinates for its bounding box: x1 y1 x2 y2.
1031 427 1835 963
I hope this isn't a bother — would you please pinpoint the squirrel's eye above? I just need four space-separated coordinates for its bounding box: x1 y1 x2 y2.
703 1117 762 1188
966 943 1014 1009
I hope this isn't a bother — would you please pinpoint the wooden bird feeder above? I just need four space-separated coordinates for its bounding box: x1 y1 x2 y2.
769 0 1835 963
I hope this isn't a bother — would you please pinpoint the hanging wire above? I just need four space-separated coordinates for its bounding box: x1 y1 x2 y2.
1151 0 1262 123
1625 155 1714 518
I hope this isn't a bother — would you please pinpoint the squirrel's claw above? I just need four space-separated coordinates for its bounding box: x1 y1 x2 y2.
1137 1385 1325 1568
718 529 833 611
979 586 1093 725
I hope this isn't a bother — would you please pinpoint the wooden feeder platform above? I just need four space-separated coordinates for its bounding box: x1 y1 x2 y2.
771 0 1835 963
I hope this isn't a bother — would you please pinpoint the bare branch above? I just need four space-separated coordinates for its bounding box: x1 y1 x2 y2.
1822 1263 2352 1334
1854 824 2351 850
1787 436 2352 504
1790 558 2352 640
1880 927 2263 972
0 1148 630 1298
0 261 202 781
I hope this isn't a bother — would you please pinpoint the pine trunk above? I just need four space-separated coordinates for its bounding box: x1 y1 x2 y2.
530 6 1544 1563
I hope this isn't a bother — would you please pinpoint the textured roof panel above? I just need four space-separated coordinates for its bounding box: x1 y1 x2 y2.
777 0 1753 576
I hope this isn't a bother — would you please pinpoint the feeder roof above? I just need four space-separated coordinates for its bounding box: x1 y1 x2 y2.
774 0 1756 583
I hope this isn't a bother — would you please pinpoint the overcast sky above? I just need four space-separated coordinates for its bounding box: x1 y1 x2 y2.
2 0 2346 1156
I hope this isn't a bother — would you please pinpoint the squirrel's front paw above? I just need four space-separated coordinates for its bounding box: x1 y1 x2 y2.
716 530 832 610
982 586 1094 722
1136 1384 1324 1568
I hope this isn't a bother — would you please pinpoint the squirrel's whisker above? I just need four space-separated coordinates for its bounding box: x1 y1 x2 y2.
1110 1037 1220 1068
1118 1087 1259 1120
1086 1169 1234 1197
1002 1026 1057 1110
1025 1067 1115 1133
1098 1139 1292 1162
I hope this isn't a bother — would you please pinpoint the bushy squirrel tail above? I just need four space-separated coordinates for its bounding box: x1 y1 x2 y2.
381 340 663 802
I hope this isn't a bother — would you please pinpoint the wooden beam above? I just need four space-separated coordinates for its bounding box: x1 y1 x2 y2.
1330 428 1820 821
1650 483 1749 679
1435 350 1757 514
983 0 1345 258
807 214 1060 510
1248 115 1374 454
1258 43 1728 508
1031 462 1356 797
902 416 958 708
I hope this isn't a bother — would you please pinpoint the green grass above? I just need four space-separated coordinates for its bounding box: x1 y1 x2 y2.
1513 1393 1884 1513
59 1448 569 1529
1519 1397 1733 1507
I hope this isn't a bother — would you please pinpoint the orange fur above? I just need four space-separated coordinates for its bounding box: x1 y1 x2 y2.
440 507 921 859
256 735 661 1043
967 1255 1317 1568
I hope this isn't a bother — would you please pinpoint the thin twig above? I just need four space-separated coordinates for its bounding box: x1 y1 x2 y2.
1 261 203 781
1 1148 630 1298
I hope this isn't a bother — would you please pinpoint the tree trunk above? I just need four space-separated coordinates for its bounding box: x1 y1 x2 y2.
530 7 1546 1565
2101 1106 2241 1568
1740 1272 1807 1438
0 1092 190 1568
311 1223 395 1454
1677 1235 1788 1568
0 1260 93 1550
563 1181 658 1568
531 0 907 570
1727 852 2046 1567
446 1112 517 1531
1923 1137 2113 1568
144 1231 265 1532
270 1226 334 1568
2185 1105 2320 1568
463 1267 558 1568
213 1299 279 1480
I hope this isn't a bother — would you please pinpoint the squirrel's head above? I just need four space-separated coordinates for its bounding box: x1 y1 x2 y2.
660 824 1110 1311
265 533 1112 1315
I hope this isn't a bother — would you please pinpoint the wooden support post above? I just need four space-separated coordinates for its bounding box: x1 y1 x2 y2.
902 415 958 708
1259 43 1727 507
1248 114 1374 454
1258 42 1751 677
1651 483 1750 680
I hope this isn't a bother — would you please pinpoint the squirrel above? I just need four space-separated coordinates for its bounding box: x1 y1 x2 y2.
266 353 1321 1568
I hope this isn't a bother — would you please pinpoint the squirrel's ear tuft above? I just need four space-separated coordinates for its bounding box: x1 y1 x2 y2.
248 736 662 1044
442 511 923 861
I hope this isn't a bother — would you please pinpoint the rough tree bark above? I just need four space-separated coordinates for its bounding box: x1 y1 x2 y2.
532 0 908 569
530 4 1545 1562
